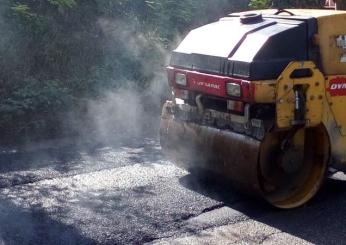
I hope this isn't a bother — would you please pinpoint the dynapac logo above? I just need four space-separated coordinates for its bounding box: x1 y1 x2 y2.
330 83 346 89
329 77 346 96
195 81 221 90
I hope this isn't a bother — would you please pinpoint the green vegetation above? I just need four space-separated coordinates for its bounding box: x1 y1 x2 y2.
249 0 323 9
0 0 331 142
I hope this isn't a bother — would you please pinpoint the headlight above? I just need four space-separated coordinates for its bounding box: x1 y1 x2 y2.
175 73 187 86
226 82 241 97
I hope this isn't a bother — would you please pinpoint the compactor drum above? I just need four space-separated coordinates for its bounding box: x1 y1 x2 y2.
160 9 346 208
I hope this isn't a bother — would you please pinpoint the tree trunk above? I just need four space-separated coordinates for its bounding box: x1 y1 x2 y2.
336 0 346 10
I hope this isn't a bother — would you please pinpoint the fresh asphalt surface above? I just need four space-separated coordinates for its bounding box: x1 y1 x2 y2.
0 136 345 244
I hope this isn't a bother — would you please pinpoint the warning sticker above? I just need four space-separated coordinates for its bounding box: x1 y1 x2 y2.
328 77 346 96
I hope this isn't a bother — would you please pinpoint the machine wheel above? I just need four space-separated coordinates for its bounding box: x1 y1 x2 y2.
259 125 330 209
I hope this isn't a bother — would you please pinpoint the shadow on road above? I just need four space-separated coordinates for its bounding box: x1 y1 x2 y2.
0 137 162 174
0 146 83 173
0 138 189 244
180 173 346 244
0 192 95 245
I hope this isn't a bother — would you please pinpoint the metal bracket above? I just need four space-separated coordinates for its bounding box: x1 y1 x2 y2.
336 35 346 63
336 35 346 49
276 61 325 129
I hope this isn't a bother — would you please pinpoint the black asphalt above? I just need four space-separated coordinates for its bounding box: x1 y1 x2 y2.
0 137 345 244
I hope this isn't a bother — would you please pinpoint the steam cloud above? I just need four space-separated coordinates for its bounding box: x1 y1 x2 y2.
66 18 172 144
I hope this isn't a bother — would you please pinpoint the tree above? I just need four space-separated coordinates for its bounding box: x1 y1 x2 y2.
249 0 270 9
249 0 323 8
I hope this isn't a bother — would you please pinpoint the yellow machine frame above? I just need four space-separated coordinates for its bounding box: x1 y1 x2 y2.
244 9 346 171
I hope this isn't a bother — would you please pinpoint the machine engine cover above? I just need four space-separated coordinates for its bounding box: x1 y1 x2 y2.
170 14 318 80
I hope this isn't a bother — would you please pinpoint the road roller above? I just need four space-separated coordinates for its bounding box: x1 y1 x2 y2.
160 9 346 208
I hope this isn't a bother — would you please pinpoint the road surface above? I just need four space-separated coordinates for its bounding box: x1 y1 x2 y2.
0 137 345 244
